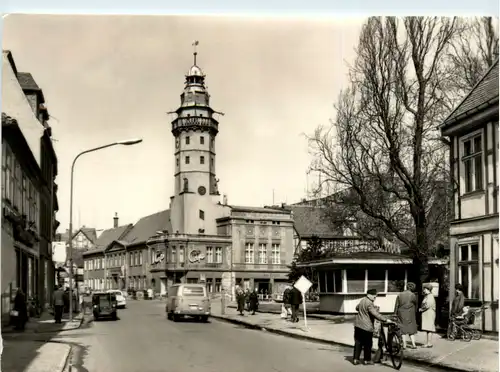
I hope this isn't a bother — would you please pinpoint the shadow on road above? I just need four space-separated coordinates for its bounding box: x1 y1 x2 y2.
1 339 47 372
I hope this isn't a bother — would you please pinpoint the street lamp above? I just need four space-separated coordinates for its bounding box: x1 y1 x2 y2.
67 139 142 321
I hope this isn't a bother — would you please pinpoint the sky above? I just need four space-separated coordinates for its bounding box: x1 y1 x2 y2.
2 15 362 233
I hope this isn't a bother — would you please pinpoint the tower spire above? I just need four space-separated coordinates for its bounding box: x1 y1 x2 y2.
192 40 199 65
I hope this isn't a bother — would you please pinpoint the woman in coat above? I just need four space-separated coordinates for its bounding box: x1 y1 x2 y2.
249 288 259 315
13 288 28 331
395 282 418 349
235 285 245 315
419 283 436 348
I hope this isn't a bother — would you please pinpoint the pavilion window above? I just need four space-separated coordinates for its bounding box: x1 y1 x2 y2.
367 267 386 293
346 269 366 293
387 267 406 292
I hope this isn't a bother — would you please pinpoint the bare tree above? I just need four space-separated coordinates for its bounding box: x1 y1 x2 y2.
448 17 499 95
308 17 467 287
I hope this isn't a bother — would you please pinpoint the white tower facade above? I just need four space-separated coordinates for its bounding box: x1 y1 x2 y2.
169 47 226 235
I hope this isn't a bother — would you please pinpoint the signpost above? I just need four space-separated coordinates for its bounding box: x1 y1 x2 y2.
294 275 313 332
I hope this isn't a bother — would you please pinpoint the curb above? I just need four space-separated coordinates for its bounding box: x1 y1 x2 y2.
34 313 85 334
211 314 478 372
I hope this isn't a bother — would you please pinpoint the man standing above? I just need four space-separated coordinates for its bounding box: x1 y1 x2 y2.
353 288 392 366
289 285 302 323
53 285 65 324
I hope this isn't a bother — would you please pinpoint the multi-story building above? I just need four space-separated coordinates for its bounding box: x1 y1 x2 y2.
83 47 295 298
440 59 499 332
2 50 58 323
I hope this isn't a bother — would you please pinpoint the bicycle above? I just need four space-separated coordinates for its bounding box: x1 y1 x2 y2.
375 316 404 370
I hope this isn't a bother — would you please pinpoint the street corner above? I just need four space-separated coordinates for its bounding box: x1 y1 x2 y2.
1 340 71 372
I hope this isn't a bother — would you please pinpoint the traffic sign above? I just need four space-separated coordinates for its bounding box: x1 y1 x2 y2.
294 275 312 294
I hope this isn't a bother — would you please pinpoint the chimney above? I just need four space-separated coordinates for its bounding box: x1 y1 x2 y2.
113 212 119 228
223 194 228 205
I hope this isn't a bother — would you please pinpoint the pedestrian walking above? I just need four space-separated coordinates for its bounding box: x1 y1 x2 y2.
249 288 259 315
244 288 251 311
395 282 418 349
53 285 65 324
419 283 436 348
289 285 302 323
13 288 28 331
282 285 292 319
235 285 245 315
353 289 392 366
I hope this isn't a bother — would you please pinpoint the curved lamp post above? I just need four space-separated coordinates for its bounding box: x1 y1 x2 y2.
68 139 142 321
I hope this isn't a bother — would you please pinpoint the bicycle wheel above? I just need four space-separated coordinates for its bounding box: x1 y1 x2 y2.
462 329 472 342
447 324 456 341
472 329 482 340
388 332 404 370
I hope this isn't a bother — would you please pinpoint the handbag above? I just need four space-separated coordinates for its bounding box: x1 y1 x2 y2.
373 319 381 338
10 310 19 317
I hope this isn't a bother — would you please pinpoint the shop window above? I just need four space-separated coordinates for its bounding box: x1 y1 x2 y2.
388 267 406 292
459 243 480 299
347 270 366 293
368 267 386 293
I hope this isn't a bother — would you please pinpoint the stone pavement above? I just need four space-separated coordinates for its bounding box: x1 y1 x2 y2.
1 340 71 372
2 311 84 335
211 301 499 372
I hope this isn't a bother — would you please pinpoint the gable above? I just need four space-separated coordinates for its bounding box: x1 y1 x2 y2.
73 231 90 242
106 242 126 253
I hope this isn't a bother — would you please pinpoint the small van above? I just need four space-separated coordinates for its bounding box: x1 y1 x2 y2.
165 283 210 322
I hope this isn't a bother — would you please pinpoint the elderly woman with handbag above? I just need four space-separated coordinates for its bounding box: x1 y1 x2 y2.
419 283 436 348
12 288 28 331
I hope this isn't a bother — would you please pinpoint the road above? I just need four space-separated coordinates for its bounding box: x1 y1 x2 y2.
44 300 442 372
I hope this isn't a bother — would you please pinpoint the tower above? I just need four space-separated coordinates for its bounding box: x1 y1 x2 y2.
169 42 224 235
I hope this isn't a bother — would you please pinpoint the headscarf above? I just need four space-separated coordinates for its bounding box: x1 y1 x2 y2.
406 282 416 292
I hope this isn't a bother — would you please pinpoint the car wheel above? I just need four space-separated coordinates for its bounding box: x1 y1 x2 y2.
167 312 172 320
94 316 99 321
173 314 179 322
112 313 118 321
201 316 209 323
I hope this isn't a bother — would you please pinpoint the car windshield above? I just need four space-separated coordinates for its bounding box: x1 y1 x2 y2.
93 295 110 306
182 286 205 296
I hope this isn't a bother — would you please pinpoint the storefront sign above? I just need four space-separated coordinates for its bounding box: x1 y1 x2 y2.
153 253 165 264
188 249 206 263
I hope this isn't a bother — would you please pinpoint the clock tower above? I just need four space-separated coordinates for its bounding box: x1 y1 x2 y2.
169 43 225 235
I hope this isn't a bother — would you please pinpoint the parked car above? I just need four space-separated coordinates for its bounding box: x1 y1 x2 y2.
107 290 127 309
165 283 210 322
92 292 118 321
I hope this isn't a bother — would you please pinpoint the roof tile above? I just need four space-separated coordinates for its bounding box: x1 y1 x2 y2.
123 209 171 247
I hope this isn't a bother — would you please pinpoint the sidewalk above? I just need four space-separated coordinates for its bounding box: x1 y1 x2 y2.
211 301 499 372
1 340 71 372
2 311 84 335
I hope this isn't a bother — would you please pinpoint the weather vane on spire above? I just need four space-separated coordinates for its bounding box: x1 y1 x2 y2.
192 40 199 65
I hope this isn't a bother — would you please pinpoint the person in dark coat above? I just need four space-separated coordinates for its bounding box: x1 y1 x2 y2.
283 285 292 318
353 289 391 365
395 282 418 349
249 288 259 315
235 285 245 315
289 285 302 323
244 288 251 311
13 288 28 331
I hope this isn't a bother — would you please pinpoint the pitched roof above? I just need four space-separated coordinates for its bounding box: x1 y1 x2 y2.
442 59 499 127
94 224 133 250
123 209 171 247
16 72 41 91
80 227 98 244
290 205 341 237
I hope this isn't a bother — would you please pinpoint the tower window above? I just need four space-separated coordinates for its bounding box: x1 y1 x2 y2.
200 156 205 164
176 157 179 166
185 156 190 164
200 136 204 145
199 210 205 220
211 158 214 167
186 136 190 145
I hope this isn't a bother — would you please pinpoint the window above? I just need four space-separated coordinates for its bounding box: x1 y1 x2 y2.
3 144 12 201
215 278 221 293
200 156 205 164
319 271 342 293
139 251 143 265
199 210 205 220
179 247 184 263
200 136 204 145
258 244 267 264
462 134 483 193
347 270 366 293
206 278 213 293
459 243 480 299
22 175 27 216
186 136 190 145
185 156 190 164
244 243 254 264
388 267 406 292
211 158 214 167
206 247 213 263
176 158 179 166
368 267 386 293
215 247 222 263
171 246 177 263
271 244 280 264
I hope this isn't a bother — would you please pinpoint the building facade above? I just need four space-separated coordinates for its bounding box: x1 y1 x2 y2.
2 50 59 325
83 48 296 298
440 59 499 332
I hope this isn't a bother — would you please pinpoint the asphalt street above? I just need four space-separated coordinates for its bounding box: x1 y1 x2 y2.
43 300 444 372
